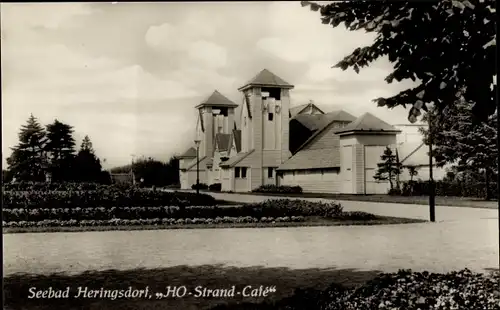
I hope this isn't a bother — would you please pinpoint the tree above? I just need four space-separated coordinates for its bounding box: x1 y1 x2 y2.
420 101 497 199
110 156 180 187
74 135 104 183
6 114 48 182
374 146 402 190
45 119 76 182
407 166 419 182
301 0 496 122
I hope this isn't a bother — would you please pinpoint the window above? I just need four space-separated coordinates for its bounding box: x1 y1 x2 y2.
262 87 281 100
235 167 240 178
268 167 273 178
244 117 247 126
268 113 274 121
241 167 247 178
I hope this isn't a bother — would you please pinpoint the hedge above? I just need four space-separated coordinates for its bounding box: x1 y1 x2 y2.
401 180 498 199
192 183 209 190
209 183 222 191
252 185 303 194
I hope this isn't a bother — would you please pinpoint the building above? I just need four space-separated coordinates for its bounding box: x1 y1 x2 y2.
178 68 443 194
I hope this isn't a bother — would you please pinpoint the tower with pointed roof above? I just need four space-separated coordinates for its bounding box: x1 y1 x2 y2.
195 90 238 159
236 69 294 190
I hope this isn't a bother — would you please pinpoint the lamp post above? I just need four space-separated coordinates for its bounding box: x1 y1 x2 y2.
427 112 436 222
130 154 136 186
194 139 201 194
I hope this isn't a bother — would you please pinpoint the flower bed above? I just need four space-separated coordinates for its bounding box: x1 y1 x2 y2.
2 187 216 209
211 269 500 310
2 216 307 228
2 199 343 222
0 199 363 229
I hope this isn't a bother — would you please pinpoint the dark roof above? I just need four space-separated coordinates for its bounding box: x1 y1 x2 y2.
233 129 242 153
178 147 196 158
289 103 309 118
195 90 238 109
289 102 325 118
238 69 294 91
215 133 231 152
293 110 356 132
335 112 401 135
220 150 254 168
277 148 340 171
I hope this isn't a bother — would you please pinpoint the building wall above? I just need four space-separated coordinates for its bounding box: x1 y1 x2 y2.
221 168 233 191
234 167 251 192
395 124 426 144
364 145 391 194
200 107 213 158
281 169 341 193
399 165 447 182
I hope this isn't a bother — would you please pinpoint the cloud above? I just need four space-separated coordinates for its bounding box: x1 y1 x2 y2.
145 21 227 69
2 2 418 168
0 3 93 30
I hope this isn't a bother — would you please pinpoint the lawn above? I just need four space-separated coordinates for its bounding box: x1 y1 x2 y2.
218 191 498 209
3 265 380 310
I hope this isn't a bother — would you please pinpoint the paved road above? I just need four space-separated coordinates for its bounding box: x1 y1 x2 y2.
4 191 498 276
177 190 499 222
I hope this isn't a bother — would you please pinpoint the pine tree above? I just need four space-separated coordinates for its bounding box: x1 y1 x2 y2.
74 135 103 183
374 146 402 190
421 101 497 199
45 119 76 182
6 114 48 181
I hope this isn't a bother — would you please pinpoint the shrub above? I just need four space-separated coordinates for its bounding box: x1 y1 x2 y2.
252 184 303 194
401 180 498 199
210 269 500 310
387 188 402 195
208 183 222 192
2 187 216 209
191 183 208 190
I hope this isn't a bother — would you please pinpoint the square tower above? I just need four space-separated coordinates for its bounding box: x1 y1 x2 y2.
195 90 238 158
237 69 294 189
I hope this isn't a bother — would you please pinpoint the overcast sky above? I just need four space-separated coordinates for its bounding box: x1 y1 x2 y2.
1 2 417 169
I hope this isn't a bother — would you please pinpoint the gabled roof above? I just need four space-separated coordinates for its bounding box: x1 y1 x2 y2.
238 69 294 91
277 148 340 171
215 133 231 152
233 129 242 153
178 147 196 158
195 90 238 109
293 110 356 153
335 112 401 135
289 103 309 118
186 156 209 171
398 142 428 167
293 110 356 133
220 150 254 168
289 102 325 118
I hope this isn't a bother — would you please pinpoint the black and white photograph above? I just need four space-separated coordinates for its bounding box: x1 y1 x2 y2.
1 1 499 309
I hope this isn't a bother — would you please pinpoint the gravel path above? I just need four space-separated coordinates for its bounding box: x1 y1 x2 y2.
4 192 498 276
4 219 498 276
